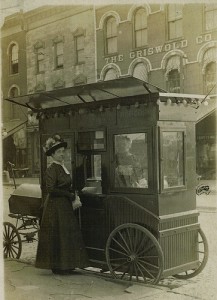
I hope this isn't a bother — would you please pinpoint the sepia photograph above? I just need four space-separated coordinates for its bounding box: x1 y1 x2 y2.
1 0 217 299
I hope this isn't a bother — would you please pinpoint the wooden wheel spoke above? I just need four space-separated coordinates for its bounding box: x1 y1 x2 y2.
110 257 127 262
138 255 158 259
112 260 129 272
135 262 147 282
126 228 133 251
106 224 163 285
135 236 148 255
118 231 131 253
112 237 129 254
10 246 18 256
138 259 159 270
137 243 155 257
133 262 139 281
109 247 128 257
137 261 155 279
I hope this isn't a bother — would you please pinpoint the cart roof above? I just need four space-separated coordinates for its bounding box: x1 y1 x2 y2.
4 76 210 113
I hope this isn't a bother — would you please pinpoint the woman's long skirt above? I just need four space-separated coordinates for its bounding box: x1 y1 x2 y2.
35 195 88 270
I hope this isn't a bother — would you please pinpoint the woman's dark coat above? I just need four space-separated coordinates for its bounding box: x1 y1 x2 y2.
35 163 88 270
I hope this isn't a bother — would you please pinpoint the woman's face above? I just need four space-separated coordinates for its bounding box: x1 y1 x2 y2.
52 147 65 163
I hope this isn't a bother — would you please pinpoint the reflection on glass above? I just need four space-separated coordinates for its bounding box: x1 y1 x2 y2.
114 133 148 188
162 131 184 188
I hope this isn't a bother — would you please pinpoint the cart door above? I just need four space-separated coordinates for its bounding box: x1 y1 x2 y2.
75 129 107 262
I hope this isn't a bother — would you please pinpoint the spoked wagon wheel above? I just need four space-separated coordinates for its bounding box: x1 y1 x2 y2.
106 223 164 284
3 222 22 259
173 228 208 279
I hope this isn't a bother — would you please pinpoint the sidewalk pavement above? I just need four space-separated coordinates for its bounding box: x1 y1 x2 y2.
4 259 170 300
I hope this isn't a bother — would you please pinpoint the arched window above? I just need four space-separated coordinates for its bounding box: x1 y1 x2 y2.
205 62 216 94
9 87 19 119
132 63 148 81
167 69 180 93
104 68 118 81
9 44 18 74
134 8 147 48
106 17 117 54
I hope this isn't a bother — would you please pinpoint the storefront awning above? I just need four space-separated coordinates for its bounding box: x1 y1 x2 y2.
4 77 164 111
3 77 214 120
2 119 27 140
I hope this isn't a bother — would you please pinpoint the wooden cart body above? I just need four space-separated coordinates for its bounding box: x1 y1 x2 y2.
5 77 208 283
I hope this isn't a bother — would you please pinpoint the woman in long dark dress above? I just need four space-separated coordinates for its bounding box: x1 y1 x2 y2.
35 134 88 274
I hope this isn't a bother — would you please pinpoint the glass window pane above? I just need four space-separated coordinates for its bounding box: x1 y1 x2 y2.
107 37 117 53
114 133 148 188
162 131 184 188
168 4 183 20
56 42 63 54
169 19 182 39
135 9 147 30
206 10 217 30
107 17 116 37
76 36 84 50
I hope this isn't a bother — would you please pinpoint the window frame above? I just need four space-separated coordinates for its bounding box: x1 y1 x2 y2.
54 41 64 69
167 4 183 41
9 43 19 75
167 69 181 93
133 8 148 49
36 47 45 74
75 34 85 65
204 3 217 31
204 61 216 94
110 128 154 194
77 128 107 153
159 126 187 193
105 16 118 55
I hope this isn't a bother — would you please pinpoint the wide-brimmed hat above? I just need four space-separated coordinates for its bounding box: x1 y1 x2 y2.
43 134 67 156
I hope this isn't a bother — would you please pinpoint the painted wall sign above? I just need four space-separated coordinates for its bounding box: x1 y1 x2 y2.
103 34 213 64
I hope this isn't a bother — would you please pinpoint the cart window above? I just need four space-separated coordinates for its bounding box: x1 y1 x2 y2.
114 133 148 188
78 130 105 151
162 131 185 188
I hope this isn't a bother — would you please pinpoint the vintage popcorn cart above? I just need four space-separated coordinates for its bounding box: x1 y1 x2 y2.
4 77 208 284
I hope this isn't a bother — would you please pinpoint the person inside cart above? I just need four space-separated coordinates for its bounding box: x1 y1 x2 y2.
35 134 88 275
115 135 145 187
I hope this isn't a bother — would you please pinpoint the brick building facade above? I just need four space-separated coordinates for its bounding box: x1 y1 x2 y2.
1 3 216 178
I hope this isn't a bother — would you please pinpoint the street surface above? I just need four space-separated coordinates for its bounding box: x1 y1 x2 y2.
2 179 217 299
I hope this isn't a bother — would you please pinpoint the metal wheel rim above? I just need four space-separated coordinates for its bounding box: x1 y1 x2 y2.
106 223 164 284
3 222 22 259
173 228 208 279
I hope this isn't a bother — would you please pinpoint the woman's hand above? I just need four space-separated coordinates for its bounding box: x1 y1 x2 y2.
72 191 82 210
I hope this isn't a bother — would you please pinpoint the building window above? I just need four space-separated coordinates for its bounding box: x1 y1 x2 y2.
75 35 85 64
205 4 217 30
132 63 148 81
36 47 45 73
104 68 118 81
168 4 183 40
134 8 147 48
9 44 18 74
106 17 117 54
205 62 216 94
9 87 19 119
167 69 180 93
54 41 63 69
